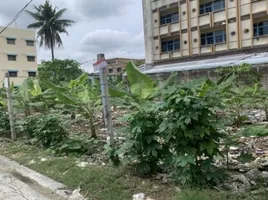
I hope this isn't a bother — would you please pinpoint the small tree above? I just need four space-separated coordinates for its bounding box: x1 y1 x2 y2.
47 73 101 138
38 59 83 88
14 79 43 117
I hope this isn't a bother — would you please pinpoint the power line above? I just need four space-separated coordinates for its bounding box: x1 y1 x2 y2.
80 59 97 65
0 0 34 35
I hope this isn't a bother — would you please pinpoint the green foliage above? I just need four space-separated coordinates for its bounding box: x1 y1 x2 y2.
109 62 178 106
125 61 155 100
243 83 268 120
236 152 255 164
0 88 6 108
0 110 10 136
237 125 268 137
38 59 83 87
51 135 99 155
120 76 227 185
120 101 167 175
158 79 225 185
14 78 43 116
104 144 121 166
218 64 261 127
46 73 101 138
24 115 67 148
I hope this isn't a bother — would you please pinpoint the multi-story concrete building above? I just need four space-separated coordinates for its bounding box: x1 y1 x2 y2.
143 0 268 66
106 58 145 75
0 26 37 85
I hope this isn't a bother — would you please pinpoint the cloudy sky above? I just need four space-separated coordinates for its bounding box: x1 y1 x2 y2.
0 0 145 72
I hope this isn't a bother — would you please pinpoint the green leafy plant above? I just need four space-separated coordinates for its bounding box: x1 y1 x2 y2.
120 101 167 175
14 78 43 117
157 79 226 185
38 59 83 87
0 110 10 136
46 73 101 138
104 144 121 166
51 135 99 155
24 114 67 148
218 64 261 126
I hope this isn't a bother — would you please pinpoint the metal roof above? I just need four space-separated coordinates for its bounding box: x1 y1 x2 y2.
143 52 268 74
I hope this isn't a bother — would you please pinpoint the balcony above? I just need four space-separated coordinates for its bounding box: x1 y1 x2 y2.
199 13 211 27
200 45 212 54
253 35 268 46
214 42 227 52
213 9 226 23
252 0 267 15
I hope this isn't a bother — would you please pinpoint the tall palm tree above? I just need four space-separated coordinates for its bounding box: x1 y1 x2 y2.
26 0 74 60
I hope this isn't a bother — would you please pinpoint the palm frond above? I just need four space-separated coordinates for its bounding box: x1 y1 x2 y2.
55 19 75 27
54 8 67 19
27 22 44 29
55 33 63 47
25 10 44 21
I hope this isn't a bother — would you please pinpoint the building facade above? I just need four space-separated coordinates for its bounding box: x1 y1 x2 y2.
106 58 145 75
0 26 37 86
143 0 268 65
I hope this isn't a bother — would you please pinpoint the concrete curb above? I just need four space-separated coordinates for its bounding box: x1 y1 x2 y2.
0 155 85 200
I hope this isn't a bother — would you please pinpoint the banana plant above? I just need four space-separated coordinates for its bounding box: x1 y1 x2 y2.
14 79 43 117
109 61 178 109
46 73 101 138
0 88 7 108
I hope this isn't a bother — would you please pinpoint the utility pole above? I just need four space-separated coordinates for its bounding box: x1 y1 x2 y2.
95 54 114 145
4 73 16 141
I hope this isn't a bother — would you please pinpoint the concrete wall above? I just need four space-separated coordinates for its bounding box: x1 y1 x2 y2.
150 64 268 89
144 0 268 65
0 26 37 86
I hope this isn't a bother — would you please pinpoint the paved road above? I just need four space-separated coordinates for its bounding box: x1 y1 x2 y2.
0 155 84 200
0 172 50 200
0 161 66 200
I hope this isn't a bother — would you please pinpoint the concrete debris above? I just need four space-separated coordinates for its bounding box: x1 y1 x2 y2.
133 193 145 200
76 162 89 168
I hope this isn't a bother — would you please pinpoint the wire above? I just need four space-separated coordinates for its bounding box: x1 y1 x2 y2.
0 0 34 35
80 59 97 65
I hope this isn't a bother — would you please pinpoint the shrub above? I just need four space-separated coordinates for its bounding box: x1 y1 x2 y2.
158 80 225 185
121 101 168 175
120 79 226 185
24 114 67 148
0 110 10 136
51 135 99 155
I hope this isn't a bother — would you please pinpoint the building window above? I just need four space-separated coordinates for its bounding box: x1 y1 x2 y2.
26 40 34 46
28 72 36 77
8 71 18 77
160 12 179 25
27 56 36 62
200 0 225 15
109 69 113 73
7 55 17 61
161 39 180 52
254 21 268 37
117 68 122 73
201 30 226 46
7 38 16 45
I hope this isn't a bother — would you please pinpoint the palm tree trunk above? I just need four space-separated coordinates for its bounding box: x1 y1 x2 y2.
50 34 55 60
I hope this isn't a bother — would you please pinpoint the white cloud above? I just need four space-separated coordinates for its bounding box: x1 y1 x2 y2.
75 0 135 19
80 29 142 53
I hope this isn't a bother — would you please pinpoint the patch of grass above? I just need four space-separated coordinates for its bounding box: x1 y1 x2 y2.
176 189 268 200
0 141 176 200
1 140 268 200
